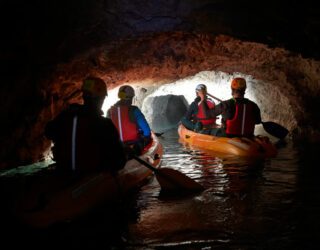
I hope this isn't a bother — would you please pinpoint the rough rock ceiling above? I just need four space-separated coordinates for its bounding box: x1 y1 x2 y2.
0 0 319 169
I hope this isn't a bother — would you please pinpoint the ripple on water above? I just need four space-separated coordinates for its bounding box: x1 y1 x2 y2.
127 129 308 249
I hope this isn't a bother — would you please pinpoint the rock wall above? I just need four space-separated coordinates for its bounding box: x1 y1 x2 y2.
0 1 319 169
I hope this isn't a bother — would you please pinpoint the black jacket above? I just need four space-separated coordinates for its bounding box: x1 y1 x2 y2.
45 104 126 175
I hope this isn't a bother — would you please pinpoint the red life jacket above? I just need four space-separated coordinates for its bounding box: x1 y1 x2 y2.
196 99 216 125
226 101 256 137
109 104 140 142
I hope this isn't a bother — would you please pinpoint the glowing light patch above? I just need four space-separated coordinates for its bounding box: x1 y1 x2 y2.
102 71 256 128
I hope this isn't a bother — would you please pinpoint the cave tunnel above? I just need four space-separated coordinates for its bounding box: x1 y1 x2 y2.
1 31 319 169
102 70 294 135
1 0 320 248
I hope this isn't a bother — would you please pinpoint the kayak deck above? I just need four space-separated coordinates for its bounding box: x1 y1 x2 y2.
178 124 277 158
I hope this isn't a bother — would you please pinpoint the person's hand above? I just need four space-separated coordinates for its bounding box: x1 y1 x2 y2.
124 145 135 160
142 136 151 147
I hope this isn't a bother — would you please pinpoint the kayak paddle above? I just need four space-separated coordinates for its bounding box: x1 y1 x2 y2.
154 132 164 137
206 93 222 102
132 155 204 193
261 121 288 139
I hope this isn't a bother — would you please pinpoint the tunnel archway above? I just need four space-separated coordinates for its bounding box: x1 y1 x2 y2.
103 70 298 135
1 32 320 169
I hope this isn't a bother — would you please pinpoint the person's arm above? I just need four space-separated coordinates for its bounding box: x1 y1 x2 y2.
45 104 81 140
253 102 262 124
184 98 199 120
104 119 127 171
207 101 225 117
45 111 66 140
201 99 216 118
106 108 111 119
132 106 151 138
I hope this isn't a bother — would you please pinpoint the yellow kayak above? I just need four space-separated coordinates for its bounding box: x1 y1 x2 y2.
14 132 163 228
178 124 277 158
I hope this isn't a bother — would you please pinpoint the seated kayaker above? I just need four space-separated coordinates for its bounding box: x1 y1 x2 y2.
208 77 262 138
45 76 127 176
107 85 152 155
181 84 220 135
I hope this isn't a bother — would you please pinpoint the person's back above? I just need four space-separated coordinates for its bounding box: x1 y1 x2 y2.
223 97 260 137
45 77 126 175
209 77 261 138
107 85 151 155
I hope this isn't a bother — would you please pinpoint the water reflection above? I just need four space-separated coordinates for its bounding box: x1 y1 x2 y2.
1 129 319 249
126 129 304 249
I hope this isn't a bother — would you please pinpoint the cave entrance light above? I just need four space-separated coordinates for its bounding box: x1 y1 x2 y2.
102 71 257 133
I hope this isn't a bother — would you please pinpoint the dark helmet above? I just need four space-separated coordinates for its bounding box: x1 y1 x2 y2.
81 76 107 97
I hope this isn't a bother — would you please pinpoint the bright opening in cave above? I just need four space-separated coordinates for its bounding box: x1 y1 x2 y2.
102 71 258 133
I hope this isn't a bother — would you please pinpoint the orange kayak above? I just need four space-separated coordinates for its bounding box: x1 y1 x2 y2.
14 132 163 228
178 124 277 158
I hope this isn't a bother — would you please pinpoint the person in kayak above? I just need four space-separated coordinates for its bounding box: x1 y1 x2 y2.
180 84 219 135
208 77 262 138
107 85 152 155
45 76 127 175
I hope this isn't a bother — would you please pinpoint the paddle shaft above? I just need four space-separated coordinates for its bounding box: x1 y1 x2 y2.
132 155 204 191
206 93 222 102
132 155 159 173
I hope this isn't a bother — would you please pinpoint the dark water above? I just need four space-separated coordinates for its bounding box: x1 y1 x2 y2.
1 129 320 249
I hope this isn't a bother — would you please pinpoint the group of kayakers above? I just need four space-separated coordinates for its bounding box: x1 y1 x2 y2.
181 77 262 138
45 76 261 175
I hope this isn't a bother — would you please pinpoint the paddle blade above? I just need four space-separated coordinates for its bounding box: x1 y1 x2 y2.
154 132 164 137
262 121 289 139
155 168 204 193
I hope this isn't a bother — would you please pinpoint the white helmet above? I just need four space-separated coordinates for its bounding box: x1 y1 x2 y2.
195 84 207 92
